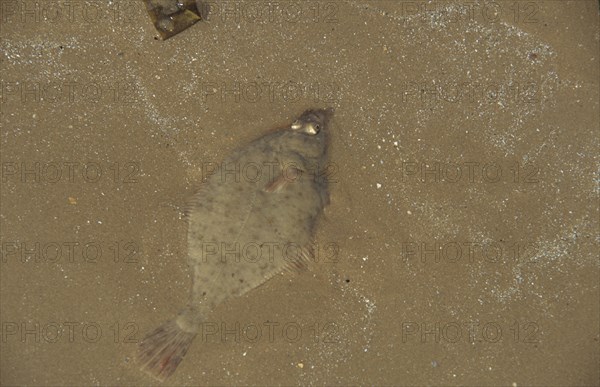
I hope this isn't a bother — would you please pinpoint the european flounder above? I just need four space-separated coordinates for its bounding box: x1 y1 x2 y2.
138 108 333 380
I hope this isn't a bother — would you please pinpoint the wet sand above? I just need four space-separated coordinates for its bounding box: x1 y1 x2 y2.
1 1 598 385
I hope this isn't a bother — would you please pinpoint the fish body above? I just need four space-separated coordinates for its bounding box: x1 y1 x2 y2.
138 108 333 380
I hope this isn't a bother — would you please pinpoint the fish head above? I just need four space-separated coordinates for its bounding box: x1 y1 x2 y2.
286 108 333 161
291 108 333 135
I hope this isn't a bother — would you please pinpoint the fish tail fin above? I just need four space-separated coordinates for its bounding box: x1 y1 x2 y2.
137 318 198 381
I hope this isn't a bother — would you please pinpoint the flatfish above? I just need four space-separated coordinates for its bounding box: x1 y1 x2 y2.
138 108 333 380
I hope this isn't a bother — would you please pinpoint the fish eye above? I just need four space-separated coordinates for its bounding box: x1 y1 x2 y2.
305 123 320 135
291 120 303 130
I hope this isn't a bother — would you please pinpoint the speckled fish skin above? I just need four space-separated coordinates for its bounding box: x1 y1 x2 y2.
138 108 333 381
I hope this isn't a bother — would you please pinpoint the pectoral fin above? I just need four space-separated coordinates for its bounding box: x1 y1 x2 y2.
264 167 302 193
